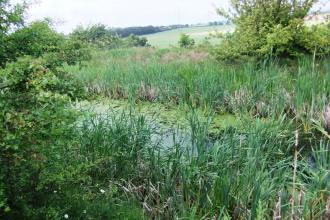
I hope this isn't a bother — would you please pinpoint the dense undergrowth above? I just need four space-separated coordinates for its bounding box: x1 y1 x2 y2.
2 45 329 219
1 0 330 219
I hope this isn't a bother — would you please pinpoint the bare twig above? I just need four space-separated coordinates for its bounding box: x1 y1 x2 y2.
325 197 330 219
274 193 281 220
291 130 299 220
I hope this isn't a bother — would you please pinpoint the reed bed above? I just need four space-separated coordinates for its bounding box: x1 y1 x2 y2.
66 48 330 123
62 47 330 218
72 106 330 219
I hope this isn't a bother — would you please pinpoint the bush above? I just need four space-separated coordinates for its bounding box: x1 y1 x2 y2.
71 25 151 49
0 2 142 218
71 24 122 49
0 56 74 217
0 19 90 218
6 21 64 58
214 0 330 60
0 0 25 67
0 56 142 218
1 20 91 68
124 34 149 47
178 33 195 48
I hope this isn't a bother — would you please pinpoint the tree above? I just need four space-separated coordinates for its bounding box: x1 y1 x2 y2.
215 0 326 60
0 0 25 33
0 0 26 66
178 33 195 48
71 24 122 49
125 34 149 47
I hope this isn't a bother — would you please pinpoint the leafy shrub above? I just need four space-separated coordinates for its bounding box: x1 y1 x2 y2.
6 21 65 58
214 0 330 60
178 33 195 48
0 0 25 67
0 15 90 219
0 54 143 218
71 24 122 49
258 19 330 57
124 34 149 47
71 25 151 49
0 56 73 217
302 23 330 56
1 20 91 68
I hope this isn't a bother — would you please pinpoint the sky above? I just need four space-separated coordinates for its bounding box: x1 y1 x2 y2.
13 0 330 34
18 0 230 33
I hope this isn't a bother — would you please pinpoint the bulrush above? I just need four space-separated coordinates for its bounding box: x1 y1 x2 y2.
323 104 330 133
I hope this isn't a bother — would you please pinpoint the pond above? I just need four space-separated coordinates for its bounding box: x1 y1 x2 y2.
75 98 242 148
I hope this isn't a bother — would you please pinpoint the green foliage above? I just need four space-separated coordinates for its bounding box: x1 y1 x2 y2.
0 1 26 211
0 57 72 217
71 24 122 49
71 24 151 49
6 21 65 58
258 19 330 57
0 56 147 218
0 0 25 33
0 20 90 96
0 0 26 66
125 34 149 47
2 43 330 219
178 33 195 48
1 0 330 218
0 3 91 216
1 20 91 68
302 23 330 56
215 0 330 60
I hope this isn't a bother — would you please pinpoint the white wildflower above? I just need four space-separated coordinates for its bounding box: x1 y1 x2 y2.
100 189 105 194
64 214 69 219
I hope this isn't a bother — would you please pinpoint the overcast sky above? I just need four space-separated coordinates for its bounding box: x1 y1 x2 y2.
13 0 330 34
17 0 229 33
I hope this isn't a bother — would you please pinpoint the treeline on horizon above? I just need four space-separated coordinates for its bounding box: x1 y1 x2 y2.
114 24 189 37
69 20 230 49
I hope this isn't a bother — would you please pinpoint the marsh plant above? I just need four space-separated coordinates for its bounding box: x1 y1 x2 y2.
1 0 330 219
67 48 330 123
60 107 329 219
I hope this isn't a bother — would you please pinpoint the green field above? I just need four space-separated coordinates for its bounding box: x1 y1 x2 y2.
143 25 234 48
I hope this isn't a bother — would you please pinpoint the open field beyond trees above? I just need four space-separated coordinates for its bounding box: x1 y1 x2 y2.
142 25 234 48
